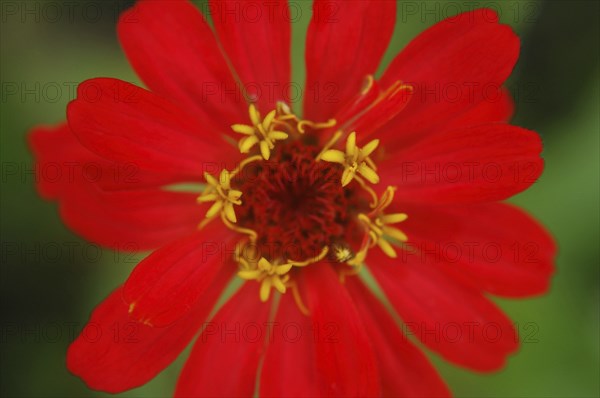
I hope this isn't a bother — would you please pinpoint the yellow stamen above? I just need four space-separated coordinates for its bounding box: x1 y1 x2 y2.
287 246 329 267
353 186 408 260
297 118 336 134
237 255 292 302
361 74 375 95
364 80 413 112
230 155 263 178
197 169 242 224
289 281 310 316
321 131 380 187
332 244 354 263
315 130 343 161
220 213 258 241
232 104 289 160
276 101 293 117
347 248 368 267
235 244 328 303
339 261 364 284
197 155 262 230
320 78 412 156
353 175 379 208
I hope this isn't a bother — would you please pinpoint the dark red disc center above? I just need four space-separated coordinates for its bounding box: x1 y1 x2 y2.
234 140 362 261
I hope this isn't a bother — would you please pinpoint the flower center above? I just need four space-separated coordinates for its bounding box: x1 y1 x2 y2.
234 141 359 261
197 101 410 306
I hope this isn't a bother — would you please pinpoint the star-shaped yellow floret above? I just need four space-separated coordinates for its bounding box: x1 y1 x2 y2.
357 186 408 258
236 246 329 302
358 212 408 258
320 131 380 187
231 104 288 160
197 169 242 223
238 257 293 302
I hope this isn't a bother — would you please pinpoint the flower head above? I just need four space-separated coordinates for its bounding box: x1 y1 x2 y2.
29 1 555 397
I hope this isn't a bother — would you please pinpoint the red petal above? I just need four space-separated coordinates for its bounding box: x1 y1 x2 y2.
59 185 203 251
345 278 450 398
210 0 291 111
379 9 519 148
379 124 544 204
118 1 246 133
258 292 320 397
175 282 270 397
304 0 396 122
264 264 380 396
67 265 232 393
340 80 414 142
28 123 178 197
67 78 237 178
368 249 519 371
442 88 515 132
399 202 556 297
28 123 203 250
123 223 235 327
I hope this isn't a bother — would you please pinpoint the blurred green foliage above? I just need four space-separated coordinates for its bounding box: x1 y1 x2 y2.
1 0 598 397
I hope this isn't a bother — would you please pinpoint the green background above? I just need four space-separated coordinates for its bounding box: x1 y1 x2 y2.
1 0 598 397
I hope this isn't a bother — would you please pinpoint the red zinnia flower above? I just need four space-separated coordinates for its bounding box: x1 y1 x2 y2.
29 1 556 396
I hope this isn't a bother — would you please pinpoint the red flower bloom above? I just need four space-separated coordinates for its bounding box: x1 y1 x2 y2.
29 1 556 396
